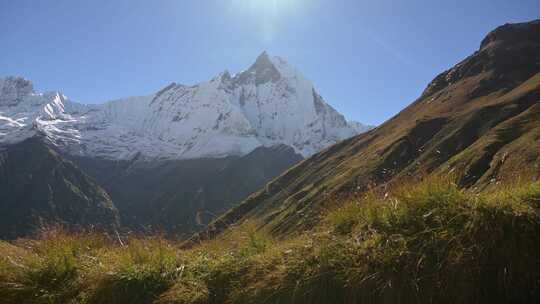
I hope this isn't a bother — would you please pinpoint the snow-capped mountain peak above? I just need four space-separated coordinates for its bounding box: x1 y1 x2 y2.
0 76 35 106
237 51 298 85
0 54 371 160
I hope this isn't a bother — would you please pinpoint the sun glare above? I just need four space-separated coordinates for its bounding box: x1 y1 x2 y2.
232 0 303 17
230 0 304 42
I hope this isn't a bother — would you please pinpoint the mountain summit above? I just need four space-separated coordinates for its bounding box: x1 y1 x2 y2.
0 53 370 160
0 53 371 236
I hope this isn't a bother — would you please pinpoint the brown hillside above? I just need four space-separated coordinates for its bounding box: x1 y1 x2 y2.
194 20 540 241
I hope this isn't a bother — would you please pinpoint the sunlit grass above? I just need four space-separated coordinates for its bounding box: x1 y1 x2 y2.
1 179 539 303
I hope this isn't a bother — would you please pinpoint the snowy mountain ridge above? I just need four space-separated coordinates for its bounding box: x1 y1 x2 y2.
0 52 371 160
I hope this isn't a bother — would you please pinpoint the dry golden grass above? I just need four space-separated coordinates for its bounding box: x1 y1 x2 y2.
1 179 539 303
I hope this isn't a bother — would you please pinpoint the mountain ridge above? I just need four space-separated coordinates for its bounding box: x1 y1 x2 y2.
0 52 371 161
192 19 540 242
0 137 119 239
72 143 303 234
1 52 371 237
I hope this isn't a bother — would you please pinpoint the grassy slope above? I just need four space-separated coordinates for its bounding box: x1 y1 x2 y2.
193 21 540 240
3 21 540 304
1 179 539 303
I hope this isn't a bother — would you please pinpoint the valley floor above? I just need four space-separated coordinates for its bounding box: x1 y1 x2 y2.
1 178 539 304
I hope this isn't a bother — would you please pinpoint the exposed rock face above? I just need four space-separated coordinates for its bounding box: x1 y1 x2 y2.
423 20 540 99
72 144 302 235
0 77 34 106
0 138 119 239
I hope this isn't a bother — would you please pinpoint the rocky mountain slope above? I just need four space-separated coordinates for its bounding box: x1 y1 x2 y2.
0 138 119 238
1 53 366 237
0 52 369 161
73 145 302 235
196 19 540 240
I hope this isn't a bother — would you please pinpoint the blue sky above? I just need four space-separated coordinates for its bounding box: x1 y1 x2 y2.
1 0 538 125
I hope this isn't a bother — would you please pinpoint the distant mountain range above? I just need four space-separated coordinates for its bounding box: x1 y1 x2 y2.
195 19 540 241
0 53 370 238
0 52 370 161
